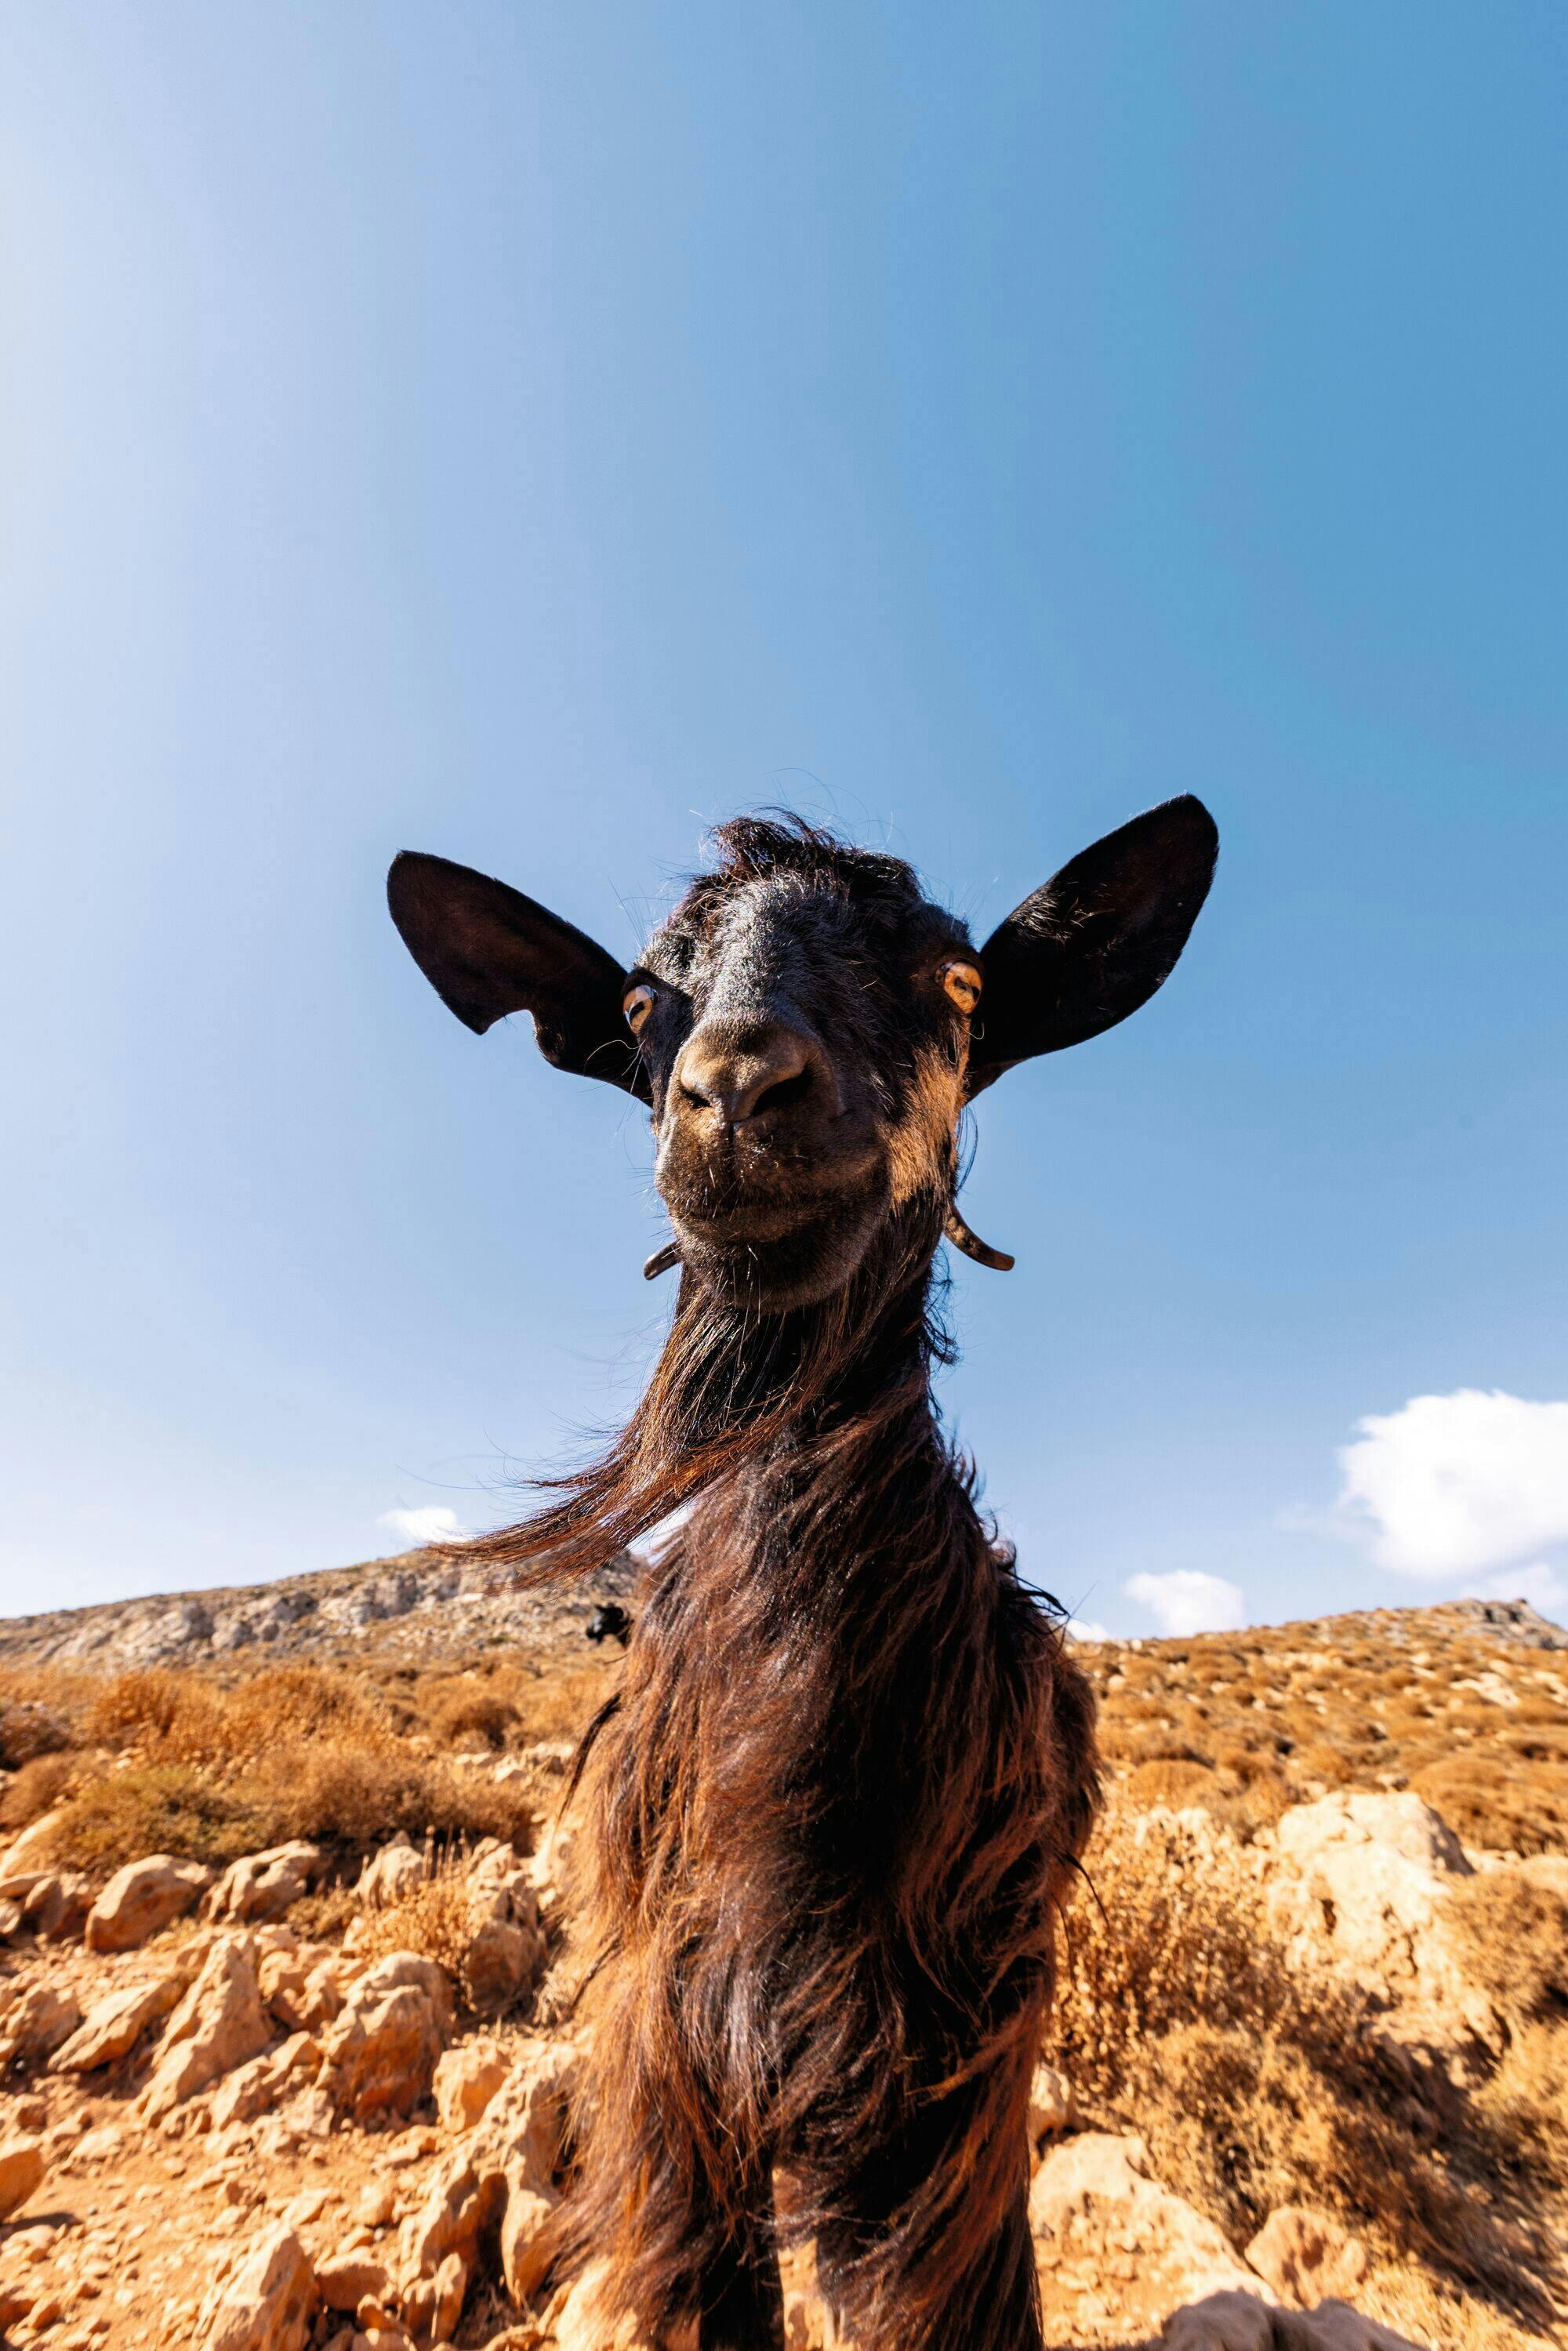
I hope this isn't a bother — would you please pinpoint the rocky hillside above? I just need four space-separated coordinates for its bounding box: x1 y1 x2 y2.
0 1551 638 1675
0 1584 1566 2351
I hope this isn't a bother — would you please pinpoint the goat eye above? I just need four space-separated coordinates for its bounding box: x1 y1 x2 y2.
940 961 982 1014
623 982 658 1034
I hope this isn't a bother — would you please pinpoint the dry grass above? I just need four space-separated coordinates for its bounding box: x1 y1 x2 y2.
5 1660 539 1877
0 1750 79 1829
1048 1804 1567 2333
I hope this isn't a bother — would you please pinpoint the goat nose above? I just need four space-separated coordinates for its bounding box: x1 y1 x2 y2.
674 1022 826 1127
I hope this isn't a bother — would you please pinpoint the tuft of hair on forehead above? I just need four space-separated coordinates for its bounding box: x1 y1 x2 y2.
694 811 931 914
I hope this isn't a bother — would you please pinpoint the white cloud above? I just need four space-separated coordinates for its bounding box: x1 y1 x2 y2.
1337 1390 1568 1578
1460 1561 1568 1620
1066 1618 1111 1644
1124 1570 1247 1638
379 1506 466 1548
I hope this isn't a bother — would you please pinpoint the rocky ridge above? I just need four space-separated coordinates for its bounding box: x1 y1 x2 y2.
0 1554 638 1674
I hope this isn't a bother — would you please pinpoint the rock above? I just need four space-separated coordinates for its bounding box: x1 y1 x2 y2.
0 2136 45 2219
354 1950 456 2036
0 1812 69 1882
211 2030 323 2129
85 1853 211 1952
1246 2208 1369 2307
1026 2058 1073 2149
314 2253 390 2313
498 2183 557 2305
208 1842 325 1925
527 1819 580 1917
547 2261 695 2351
434 2040 510 2132
358 1835 426 1910
51 1956 196 2070
198 2222 318 2351
1272 1791 1499 2052
0 1983 81 2066
1029 2134 1272 2342
1276 1791 1471 1884
398 2150 506 2283
470 2034 583 2193
137 1932 271 2121
20 1870 93 1943
260 1944 352 2035
464 1916 546 2015
401 2250 467 2344
319 1970 447 2125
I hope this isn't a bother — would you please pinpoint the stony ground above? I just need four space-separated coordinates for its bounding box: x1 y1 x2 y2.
2 1575 1566 2351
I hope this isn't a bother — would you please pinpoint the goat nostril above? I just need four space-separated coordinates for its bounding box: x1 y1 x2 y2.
747 1067 813 1120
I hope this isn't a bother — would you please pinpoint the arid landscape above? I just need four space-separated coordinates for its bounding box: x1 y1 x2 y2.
2 1562 1566 2351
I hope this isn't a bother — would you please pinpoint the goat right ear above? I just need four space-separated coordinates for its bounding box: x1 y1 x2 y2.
387 851 650 1099
965 796 1218 1096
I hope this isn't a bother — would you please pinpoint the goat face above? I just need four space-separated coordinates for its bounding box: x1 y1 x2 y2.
387 798 1218 1309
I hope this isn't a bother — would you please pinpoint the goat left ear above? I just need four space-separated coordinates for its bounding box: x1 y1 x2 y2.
387 851 650 1099
966 796 1218 1097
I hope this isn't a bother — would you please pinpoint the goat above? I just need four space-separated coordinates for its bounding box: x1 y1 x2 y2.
388 800 1218 2351
586 1600 633 1649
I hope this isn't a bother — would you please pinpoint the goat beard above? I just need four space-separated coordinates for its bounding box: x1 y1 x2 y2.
451 1185 955 1588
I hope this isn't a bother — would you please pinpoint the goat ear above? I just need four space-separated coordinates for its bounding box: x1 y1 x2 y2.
966 795 1218 1097
387 851 650 1100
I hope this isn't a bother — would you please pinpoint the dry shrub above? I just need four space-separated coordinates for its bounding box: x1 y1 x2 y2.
1048 1805 1564 2326
424 1683 520 1751
45 1661 538 1872
47 1761 276 1871
88 1664 393 1768
1122 1758 1214 1808
0 1700 74 1769
355 1863 476 1983
1414 1755 1568 1856
1446 1874 1568 2025
0 1751 79 1830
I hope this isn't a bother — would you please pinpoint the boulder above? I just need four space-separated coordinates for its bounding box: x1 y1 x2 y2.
136 1932 271 2121
470 2034 583 2193
1026 2059 1074 2150
211 2030 323 2129
314 2252 390 2313
398 2150 506 2284
0 1983 81 2066
434 2040 510 2133
1029 2133 1272 2343
401 2249 467 2344
85 1853 211 1952
260 1943 352 2035
527 1819 580 1918
358 1834 426 1910
1246 2209 1369 2308
318 1957 449 2125
0 2136 45 2220
464 1916 546 2015
197 2222 318 2351
0 1812 68 1882
20 1870 93 1943
498 2183 557 2306
547 2261 695 2351
208 1842 325 1926
51 1955 197 2071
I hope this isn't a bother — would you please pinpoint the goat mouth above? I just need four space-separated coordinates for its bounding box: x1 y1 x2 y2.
663 1174 888 1308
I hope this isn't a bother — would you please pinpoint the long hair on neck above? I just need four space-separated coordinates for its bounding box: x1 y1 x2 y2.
460 1187 955 1587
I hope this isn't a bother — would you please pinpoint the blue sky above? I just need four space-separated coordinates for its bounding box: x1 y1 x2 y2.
2 5 1565 1635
